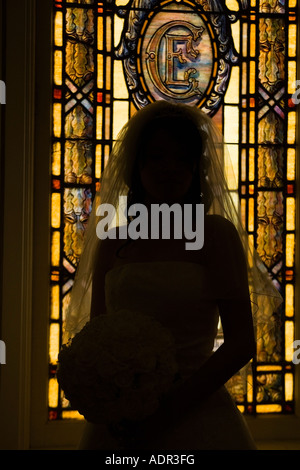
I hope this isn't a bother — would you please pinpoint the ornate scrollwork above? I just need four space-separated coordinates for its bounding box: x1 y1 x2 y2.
114 0 238 114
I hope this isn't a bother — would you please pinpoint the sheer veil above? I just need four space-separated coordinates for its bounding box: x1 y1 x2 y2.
63 100 283 393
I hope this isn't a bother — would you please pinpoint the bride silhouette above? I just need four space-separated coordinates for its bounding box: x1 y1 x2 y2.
58 101 282 450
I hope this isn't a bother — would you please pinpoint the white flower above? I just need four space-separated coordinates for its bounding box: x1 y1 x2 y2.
57 310 178 424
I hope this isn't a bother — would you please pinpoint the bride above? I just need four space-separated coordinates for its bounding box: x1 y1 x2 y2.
59 100 282 450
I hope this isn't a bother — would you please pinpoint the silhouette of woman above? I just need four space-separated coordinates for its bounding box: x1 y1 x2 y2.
59 101 282 450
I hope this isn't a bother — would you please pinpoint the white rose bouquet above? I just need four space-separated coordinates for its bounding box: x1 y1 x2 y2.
57 310 179 425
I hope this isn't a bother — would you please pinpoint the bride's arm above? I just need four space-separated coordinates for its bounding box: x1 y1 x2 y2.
141 298 255 441
136 218 256 442
166 297 256 417
90 232 120 318
167 217 256 414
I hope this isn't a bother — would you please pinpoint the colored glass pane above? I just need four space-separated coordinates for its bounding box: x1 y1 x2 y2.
50 0 297 419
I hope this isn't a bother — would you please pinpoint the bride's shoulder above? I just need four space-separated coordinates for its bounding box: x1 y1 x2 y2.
205 214 237 236
204 215 241 254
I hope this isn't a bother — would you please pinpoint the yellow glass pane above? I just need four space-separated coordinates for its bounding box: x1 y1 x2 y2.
105 107 110 140
285 284 294 318
54 50 62 86
287 112 296 144
52 142 61 176
95 145 102 179
96 107 103 139
248 234 254 268
54 11 63 47
250 24 256 57
106 56 111 90
104 144 110 168
288 25 297 56
48 378 59 408
242 62 247 94
232 21 240 54
97 55 103 88
225 145 238 190
51 193 61 228
285 373 293 401
248 198 254 231
249 148 255 181
49 323 60 364
130 101 138 118
249 111 255 143
286 233 294 267
286 197 295 230
237 405 245 413
289 0 297 7
241 148 246 181
288 61 296 94
106 16 112 52
247 374 253 402
256 404 282 413
285 321 294 362
224 106 239 143
51 285 60 320
287 149 295 180
242 23 247 57
113 101 128 140
225 67 239 104
53 103 61 138
97 17 103 50
225 0 239 9
114 61 128 99
62 411 85 420
51 231 60 267
257 365 282 371
241 198 246 229
249 61 255 94
114 16 124 48
242 112 246 143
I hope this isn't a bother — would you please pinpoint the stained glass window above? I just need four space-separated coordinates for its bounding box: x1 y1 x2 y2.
50 0 297 420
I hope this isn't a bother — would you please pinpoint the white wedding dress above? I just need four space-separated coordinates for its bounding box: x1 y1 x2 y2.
79 261 256 450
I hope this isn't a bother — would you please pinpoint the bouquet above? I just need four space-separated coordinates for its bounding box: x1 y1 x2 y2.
57 310 179 424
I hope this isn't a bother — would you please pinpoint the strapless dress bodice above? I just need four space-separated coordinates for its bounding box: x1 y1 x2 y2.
105 261 219 380
79 261 256 450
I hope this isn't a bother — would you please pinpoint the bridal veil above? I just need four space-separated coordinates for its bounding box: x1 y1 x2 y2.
63 100 283 394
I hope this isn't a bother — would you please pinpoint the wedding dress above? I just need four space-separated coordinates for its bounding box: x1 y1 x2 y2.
78 260 256 450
